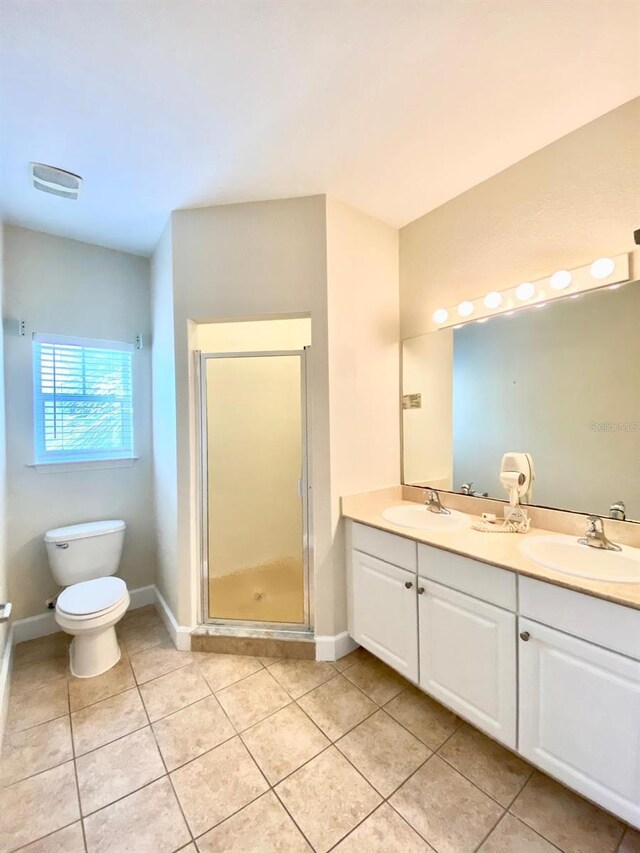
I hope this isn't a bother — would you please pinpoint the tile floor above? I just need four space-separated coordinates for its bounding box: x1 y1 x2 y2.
1 605 638 853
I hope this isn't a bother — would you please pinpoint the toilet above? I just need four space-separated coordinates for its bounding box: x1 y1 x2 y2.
44 519 129 678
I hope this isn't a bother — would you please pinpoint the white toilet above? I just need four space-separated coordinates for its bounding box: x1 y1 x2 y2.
45 519 130 678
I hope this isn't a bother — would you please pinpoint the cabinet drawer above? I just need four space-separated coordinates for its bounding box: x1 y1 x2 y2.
418 544 516 610
520 577 640 661
352 522 417 572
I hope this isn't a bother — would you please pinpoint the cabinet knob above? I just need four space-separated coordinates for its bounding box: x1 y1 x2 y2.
520 631 530 641
404 581 413 590
417 587 425 595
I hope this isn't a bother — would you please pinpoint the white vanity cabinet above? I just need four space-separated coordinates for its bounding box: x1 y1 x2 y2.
518 579 640 827
418 579 517 748
345 518 640 827
348 523 419 681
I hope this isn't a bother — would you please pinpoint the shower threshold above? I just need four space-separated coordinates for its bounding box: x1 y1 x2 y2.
191 623 315 659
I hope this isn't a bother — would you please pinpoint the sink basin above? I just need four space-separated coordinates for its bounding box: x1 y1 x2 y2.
381 504 470 531
520 534 640 583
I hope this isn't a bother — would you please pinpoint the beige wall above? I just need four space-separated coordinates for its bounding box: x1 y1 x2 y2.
325 197 400 634
150 221 179 616
400 98 640 340
4 226 156 620
163 196 330 628
152 195 400 638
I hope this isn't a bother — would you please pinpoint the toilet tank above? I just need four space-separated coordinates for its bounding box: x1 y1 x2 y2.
45 520 126 586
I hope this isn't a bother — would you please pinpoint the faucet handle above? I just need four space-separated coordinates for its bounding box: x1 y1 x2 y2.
586 515 603 533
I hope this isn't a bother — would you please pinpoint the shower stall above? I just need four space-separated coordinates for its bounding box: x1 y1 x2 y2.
197 326 312 632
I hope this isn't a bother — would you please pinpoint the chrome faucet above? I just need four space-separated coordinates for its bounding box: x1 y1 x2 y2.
425 489 451 515
609 501 626 521
578 515 622 552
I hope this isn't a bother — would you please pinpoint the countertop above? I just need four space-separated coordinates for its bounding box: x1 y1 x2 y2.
341 487 640 611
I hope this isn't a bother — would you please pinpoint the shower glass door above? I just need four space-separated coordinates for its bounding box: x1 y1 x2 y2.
201 350 309 627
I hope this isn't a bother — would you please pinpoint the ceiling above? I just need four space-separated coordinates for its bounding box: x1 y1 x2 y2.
1 0 639 257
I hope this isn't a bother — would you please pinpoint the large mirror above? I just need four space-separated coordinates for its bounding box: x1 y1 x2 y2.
402 282 640 522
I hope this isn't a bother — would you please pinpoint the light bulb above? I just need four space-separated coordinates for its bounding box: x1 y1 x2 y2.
432 308 449 324
484 291 502 309
457 301 474 318
550 270 572 290
515 282 535 301
590 257 615 280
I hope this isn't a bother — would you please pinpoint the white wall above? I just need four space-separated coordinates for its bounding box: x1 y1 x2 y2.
3 226 156 620
400 98 640 340
325 197 400 634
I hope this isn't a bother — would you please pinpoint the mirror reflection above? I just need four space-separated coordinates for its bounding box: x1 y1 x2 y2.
402 282 640 521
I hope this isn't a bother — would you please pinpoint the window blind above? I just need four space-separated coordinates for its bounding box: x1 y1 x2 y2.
33 333 134 463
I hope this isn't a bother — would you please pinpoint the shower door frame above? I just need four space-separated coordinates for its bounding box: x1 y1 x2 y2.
197 348 312 631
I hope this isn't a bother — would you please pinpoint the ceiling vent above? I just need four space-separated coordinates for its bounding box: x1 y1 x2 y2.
30 163 83 200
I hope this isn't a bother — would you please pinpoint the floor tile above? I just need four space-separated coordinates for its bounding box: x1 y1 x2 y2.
439 724 532 806
385 686 461 749
0 762 80 853
511 771 625 853
0 715 72 786
195 651 263 691
129 641 193 684
479 813 558 852
153 694 235 771
336 709 430 797
171 736 268 836
390 755 503 853
139 661 210 721
8 681 67 742
68 655 135 712
6 678 69 735
71 687 147 755
9 655 69 697
241 703 330 784
258 656 281 666
76 726 165 815
333 646 374 672
342 656 407 705
83 776 190 853
118 612 169 656
333 803 434 852
275 746 381 853
268 658 336 699
197 791 312 852
17 822 85 853
13 632 71 667
297 674 376 740
216 669 290 731
619 829 640 853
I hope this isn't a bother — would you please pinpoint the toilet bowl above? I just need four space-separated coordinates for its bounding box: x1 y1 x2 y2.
45 519 129 678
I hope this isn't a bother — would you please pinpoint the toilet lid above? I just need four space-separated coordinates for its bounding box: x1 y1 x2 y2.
57 577 128 616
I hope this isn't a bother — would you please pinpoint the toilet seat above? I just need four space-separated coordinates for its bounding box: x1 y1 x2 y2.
57 577 128 620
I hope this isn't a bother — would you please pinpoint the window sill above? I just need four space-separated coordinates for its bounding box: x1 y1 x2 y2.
27 457 139 474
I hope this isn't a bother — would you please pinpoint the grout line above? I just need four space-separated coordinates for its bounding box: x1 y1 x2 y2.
69 701 89 853
12 817 84 853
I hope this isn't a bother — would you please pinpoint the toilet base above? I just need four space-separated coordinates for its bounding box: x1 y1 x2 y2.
70 626 122 679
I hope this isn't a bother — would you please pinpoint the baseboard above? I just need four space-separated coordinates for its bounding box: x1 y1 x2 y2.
154 587 192 651
315 630 359 662
11 583 158 645
0 626 15 751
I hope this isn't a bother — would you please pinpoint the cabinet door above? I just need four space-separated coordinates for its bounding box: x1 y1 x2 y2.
350 550 418 681
419 579 516 748
519 618 640 827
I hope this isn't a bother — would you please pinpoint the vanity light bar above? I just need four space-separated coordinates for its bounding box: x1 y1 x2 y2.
431 254 631 330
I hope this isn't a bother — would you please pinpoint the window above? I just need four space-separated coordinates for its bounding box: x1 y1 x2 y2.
33 333 134 464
